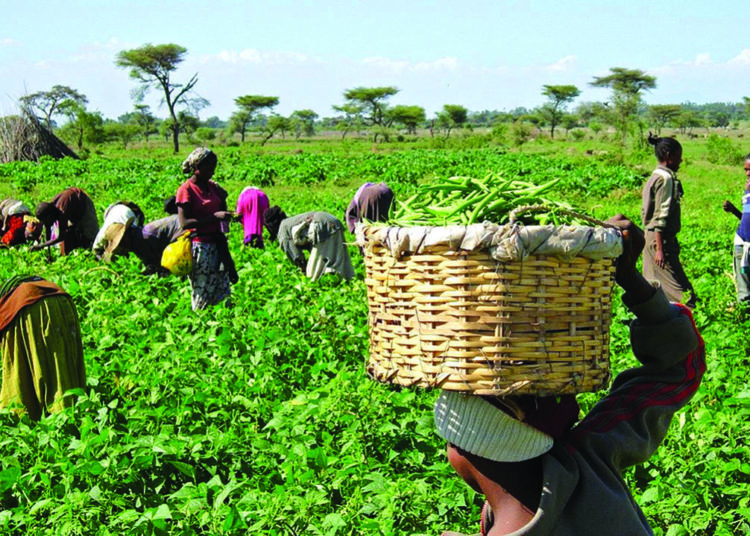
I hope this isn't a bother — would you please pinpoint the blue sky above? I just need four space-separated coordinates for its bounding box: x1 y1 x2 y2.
1 0 748 121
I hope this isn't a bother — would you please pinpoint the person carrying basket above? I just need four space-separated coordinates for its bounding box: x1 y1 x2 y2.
437 216 705 536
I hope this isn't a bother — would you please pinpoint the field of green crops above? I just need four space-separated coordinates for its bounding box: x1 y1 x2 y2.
0 138 749 535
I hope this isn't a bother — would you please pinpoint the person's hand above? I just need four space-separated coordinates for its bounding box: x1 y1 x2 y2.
213 211 233 221
29 244 41 252
607 214 655 302
654 249 666 269
723 200 736 213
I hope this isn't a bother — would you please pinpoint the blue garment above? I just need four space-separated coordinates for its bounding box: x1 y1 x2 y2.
737 191 750 242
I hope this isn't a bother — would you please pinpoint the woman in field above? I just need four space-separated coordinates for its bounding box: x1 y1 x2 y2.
176 147 237 310
721 152 750 306
264 206 354 282
0 275 86 420
31 187 99 256
92 200 145 260
235 187 270 248
345 181 395 233
438 217 705 536
641 134 697 308
0 198 41 246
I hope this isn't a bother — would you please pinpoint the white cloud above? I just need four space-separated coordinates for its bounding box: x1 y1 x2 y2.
728 48 750 66
213 49 316 65
545 55 577 72
694 53 712 66
1 38 20 46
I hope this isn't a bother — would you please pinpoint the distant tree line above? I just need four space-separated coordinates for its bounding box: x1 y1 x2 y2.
13 42 750 153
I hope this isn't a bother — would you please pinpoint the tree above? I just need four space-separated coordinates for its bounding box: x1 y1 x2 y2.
648 105 682 135
436 104 468 137
340 86 398 141
389 105 426 134
132 104 158 142
541 85 580 138
290 109 319 139
104 122 141 149
590 67 656 146
19 85 88 131
229 95 279 142
115 43 200 153
261 115 291 146
57 102 103 151
331 103 364 139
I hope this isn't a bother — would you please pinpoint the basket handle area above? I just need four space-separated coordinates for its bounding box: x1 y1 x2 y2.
509 204 618 228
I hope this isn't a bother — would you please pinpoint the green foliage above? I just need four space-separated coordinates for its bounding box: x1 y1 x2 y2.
0 139 747 535
705 134 745 166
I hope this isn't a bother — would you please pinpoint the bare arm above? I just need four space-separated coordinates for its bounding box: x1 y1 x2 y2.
723 200 742 220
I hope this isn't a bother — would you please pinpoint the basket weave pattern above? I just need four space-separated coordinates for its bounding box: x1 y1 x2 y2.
362 233 616 396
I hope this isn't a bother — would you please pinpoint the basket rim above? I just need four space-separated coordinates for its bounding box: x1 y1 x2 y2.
356 221 623 262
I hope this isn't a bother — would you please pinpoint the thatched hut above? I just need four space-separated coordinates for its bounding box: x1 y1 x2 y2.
0 111 78 163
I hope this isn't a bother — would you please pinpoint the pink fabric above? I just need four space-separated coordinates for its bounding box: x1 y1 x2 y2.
235 187 269 244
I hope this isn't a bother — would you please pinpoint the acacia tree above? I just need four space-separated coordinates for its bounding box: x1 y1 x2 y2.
649 104 682 135
19 85 88 131
540 85 580 138
229 96 279 142
590 67 656 146
290 109 319 139
340 86 398 141
115 43 200 153
389 105 425 134
436 104 468 137
260 115 291 145
331 103 364 139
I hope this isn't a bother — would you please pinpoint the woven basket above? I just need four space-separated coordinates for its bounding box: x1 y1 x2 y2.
359 223 619 396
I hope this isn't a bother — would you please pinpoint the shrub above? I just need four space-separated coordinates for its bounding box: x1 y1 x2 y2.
705 134 744 165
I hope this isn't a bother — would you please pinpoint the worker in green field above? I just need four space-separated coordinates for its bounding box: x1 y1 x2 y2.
32 187 99 256
0 198 42 247
345 182 395 233
264 206 354 282
0 275 86 420
721 152 750 306
437 216 705 536
641 134 697 308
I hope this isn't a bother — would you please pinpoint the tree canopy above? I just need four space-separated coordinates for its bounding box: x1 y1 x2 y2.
229 95 280 142
19 85 88 131
541 84 580 138
115 43 200 153
590 67 656 145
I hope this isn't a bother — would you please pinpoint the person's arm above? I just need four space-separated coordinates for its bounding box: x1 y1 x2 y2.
569 218 705 471
30 220 66 251
723 200 742 220
345 198 359 234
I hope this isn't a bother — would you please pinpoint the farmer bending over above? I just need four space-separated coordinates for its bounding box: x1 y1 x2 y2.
264 206 354 282
32 187 99 256
436 216 705 536
0 275 86 420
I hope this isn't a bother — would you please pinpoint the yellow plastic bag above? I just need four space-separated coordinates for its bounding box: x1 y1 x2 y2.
161 231 193 276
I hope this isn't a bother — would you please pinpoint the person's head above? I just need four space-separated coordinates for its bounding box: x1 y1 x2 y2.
35 201 60 227
434 392 579 466
648 133 682 172
263 205 287 242
181 147 218 183
102 223 133 262
744 153 750 190
163 195 178 215
23 216 42 243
